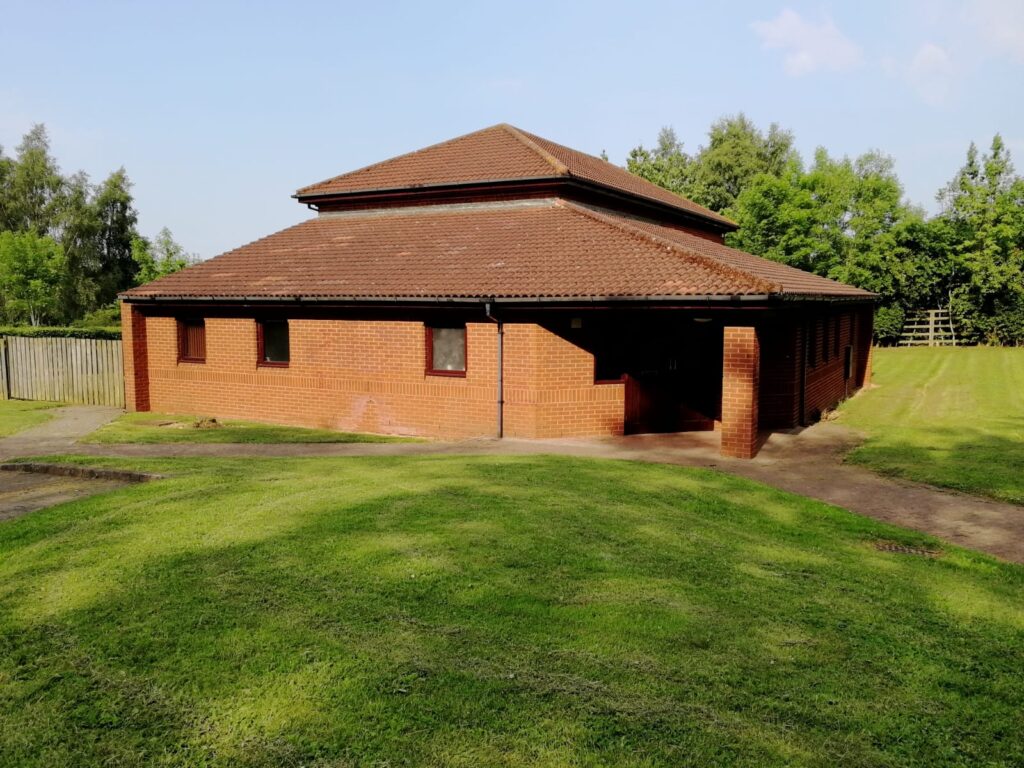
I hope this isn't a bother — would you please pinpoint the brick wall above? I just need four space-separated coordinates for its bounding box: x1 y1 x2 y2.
721 326 760 458
121 302 150 412
757 305 874 428
123 307 624 440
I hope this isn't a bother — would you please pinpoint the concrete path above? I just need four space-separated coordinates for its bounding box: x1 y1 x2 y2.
1 407 1021 564
0 405 125 520
0 405 122 461
67 422 1024 565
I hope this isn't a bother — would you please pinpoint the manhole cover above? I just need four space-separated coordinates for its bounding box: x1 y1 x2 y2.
874 541 942 558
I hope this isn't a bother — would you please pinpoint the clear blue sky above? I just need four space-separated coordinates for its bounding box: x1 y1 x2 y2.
2 0 1021 259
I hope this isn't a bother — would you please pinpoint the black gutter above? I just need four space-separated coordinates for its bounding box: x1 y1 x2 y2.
119 293 876 306
293 177 737 234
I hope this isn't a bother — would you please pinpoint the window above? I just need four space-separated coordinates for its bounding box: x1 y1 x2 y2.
178 318 206 362
594 354 625 384
426 325 466 376
844 345 853 380
257 319 289 366
834 316 842 357
823 319 831 363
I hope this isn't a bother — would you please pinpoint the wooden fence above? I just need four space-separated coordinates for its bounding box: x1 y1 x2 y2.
0 336 124 407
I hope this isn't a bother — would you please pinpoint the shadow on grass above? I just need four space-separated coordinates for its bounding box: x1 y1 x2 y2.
845 420 1024 505
1 455 1023 766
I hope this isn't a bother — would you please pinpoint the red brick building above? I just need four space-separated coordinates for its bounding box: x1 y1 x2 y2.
120 124 874 458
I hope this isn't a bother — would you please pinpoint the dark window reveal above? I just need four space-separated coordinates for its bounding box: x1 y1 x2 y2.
178 318 206 362
426 325 466 375
594 353 625 384
844 345 853 380
258 320 290 366
807 322 817 368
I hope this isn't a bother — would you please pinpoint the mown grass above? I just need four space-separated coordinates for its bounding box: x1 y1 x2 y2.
83 411 416 444
838 347 1024 505
0 399 61 437
1 454 1022 766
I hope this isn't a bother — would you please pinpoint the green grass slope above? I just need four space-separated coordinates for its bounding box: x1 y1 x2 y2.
839 347 1024 504
83 412 416 444
1 455 1022 766
0 399 60 437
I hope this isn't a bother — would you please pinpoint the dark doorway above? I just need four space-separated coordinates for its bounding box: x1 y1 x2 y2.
540 311 724 436
622 321 721 434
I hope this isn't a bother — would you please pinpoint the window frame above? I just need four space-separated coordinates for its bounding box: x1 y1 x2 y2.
425 324 467 377
177 317 206 364
256 319 290 368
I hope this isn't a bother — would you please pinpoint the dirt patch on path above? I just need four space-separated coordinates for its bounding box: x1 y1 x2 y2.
0 471 127 522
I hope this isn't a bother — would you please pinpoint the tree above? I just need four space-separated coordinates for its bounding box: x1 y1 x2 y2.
0 231 67 325
54 171 100 321
627 115 798 214
626 127 692 196
91 168 140 303
131 227 191 284
937 135 1024 343
688 115 797 212
0 124 64 235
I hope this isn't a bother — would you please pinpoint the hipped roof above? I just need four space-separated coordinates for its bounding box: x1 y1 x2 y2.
295 123 736 230
123 199 871 303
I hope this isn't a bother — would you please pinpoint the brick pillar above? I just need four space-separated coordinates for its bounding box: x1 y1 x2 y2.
120 301 150 411
721 326 760 459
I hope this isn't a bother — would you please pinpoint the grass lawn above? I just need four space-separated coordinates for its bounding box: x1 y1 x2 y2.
0 399 61 437
1 454 1022 766
838 347 1024 505
83 411 416 444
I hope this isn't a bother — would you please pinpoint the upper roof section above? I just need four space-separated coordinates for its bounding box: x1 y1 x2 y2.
295 124 736 231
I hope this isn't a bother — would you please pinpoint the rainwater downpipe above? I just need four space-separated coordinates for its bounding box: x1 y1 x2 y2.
484 301 504 438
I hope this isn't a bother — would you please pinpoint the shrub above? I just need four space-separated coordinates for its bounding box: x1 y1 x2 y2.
0 326 121 340
873 305 905 346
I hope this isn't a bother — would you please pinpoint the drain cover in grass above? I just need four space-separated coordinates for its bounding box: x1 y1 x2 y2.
874 540 943 558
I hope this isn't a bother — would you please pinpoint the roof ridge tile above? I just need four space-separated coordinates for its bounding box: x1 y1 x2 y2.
499 124 570 176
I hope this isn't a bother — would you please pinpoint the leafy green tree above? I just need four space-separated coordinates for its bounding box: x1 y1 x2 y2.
628 115 798 213
626 127 693 197
938 135 1024 343
687 115 797 212
0 124 64 235
92 168 140 303
0 231 67 325
131 228 191 284
54 171 100 321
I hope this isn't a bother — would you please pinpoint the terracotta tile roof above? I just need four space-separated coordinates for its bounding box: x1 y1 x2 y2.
123 200 871 302
597 213 873 298
295 124 735 228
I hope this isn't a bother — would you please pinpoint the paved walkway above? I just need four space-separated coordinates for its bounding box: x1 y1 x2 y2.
1 406 1022 564
0 405 122 460
0 405 125 520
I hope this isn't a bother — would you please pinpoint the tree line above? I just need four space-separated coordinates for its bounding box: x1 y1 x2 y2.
626 116 1024 345
0 125 191 327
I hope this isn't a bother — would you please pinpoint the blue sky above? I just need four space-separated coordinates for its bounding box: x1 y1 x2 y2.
1 0 1021 259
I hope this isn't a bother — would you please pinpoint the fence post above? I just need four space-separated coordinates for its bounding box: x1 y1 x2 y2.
0 337 9 400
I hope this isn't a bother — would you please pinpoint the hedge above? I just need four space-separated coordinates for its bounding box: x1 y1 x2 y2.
0 326 122 340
